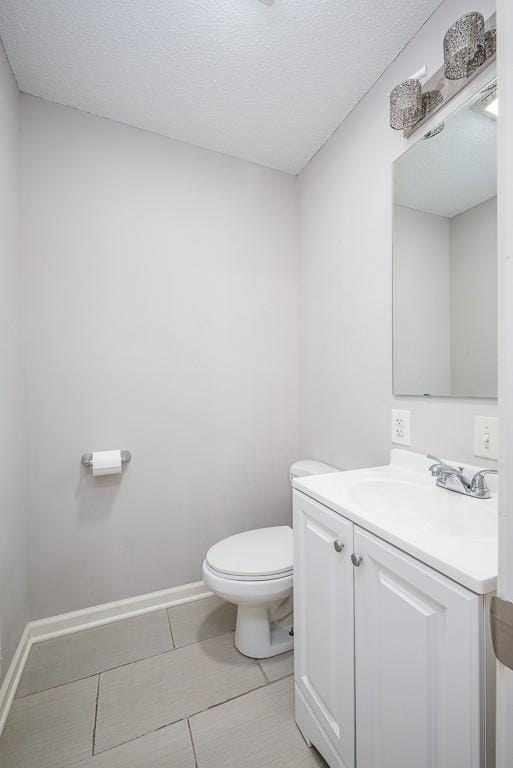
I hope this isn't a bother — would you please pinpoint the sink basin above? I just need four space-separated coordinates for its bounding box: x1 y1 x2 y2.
348 478 497 541
292 449 498 594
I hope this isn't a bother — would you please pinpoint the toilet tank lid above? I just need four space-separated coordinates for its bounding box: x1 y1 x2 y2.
290 459 339 478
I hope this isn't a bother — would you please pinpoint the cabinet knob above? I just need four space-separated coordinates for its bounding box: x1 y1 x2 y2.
351 553 363 567
333 540 344 553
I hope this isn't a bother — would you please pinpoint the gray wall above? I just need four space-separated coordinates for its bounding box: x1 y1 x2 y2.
20 96 299 620
298 0 497 470
394 198 497 398
0 44 28 679
393 206 451 396
451 196 497 397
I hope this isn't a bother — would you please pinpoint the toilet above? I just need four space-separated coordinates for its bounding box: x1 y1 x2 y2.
202 459 338 658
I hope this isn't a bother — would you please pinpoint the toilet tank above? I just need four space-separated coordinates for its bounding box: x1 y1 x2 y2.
289 459 339 485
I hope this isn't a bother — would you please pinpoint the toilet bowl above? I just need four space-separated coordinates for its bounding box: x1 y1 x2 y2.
202 460 338 659
203 526 294 658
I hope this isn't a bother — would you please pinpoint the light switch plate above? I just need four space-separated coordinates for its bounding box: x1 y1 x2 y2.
473 416 498 460
392 409 411 446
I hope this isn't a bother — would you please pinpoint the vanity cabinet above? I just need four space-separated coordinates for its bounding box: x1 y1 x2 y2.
293 491 491 768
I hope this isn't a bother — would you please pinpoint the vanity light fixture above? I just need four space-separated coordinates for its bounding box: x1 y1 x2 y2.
443 12 486 80
389 78 425 130
391 11 496 137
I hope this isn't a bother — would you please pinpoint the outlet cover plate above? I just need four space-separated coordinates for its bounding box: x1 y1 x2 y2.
392 409 411 446
474 416 498 460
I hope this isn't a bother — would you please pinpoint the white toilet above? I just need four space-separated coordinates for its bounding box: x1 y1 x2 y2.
202 459 338 658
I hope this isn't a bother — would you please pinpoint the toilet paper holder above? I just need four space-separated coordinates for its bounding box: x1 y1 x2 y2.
81 450 132 468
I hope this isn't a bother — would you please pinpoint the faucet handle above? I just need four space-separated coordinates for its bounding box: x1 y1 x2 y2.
427 454 459 476
427 454 442 473
470 469 498 497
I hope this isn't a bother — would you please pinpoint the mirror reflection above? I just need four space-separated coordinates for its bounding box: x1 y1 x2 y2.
393 80 497 397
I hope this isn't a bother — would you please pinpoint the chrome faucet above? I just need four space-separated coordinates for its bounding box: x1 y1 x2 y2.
427 455 497 499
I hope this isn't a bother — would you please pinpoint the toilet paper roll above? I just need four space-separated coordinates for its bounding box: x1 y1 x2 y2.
92 450 122 477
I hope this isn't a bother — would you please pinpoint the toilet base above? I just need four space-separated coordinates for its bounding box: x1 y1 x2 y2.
234 603 294 659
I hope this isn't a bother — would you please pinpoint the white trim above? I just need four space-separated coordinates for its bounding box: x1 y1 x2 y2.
497 2 513 765
0 625 32 737
0 580 212 737
28 580 211 643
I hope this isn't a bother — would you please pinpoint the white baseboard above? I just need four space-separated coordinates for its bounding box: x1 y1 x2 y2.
0 625 32 737
0 580 211 736
28 580 211 643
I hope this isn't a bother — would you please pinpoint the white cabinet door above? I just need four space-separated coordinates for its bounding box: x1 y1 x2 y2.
354 528 482 768
293 491 355 768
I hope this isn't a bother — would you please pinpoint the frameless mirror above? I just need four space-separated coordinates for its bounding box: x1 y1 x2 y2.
393 79 497 397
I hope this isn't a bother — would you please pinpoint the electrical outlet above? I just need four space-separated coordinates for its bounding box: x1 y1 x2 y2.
392 409 411 446
474 416 498 460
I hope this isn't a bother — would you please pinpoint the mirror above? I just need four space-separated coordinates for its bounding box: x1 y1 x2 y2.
393 79 497 397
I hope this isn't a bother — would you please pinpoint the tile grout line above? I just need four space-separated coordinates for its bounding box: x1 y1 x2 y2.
88 715 186 758
167 627 236 652
17 606 239 701
14 653 290 723
182 673 269 720
14 644 179 701
15 609 177 700
165 608 176 650
91 674 101 757
16 627 240 702
93 676 289 757
187 718 199 768
257 660 271 683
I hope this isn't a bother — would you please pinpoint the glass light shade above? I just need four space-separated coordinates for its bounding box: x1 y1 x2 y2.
444 12 486 80
390 79 424 130
485 29 496 59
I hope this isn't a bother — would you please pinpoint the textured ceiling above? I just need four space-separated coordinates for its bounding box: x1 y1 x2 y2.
394 100 497 218
0 0 442 173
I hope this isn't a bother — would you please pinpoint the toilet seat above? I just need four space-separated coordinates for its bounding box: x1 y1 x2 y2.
206 526 293 581
205 564 292 582
203 560 293 600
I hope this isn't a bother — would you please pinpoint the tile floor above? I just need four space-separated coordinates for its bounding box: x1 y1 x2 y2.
0 595 325 768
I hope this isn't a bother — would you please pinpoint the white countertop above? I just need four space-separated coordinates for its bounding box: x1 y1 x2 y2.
293 449 498 594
